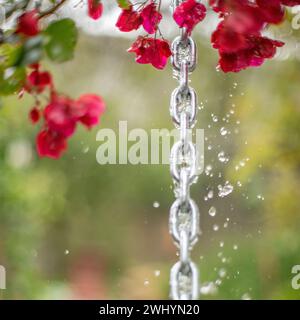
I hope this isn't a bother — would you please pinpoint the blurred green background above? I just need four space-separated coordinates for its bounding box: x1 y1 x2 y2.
0 29 299 299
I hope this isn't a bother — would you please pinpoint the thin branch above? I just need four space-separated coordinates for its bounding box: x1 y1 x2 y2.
39 0 69 19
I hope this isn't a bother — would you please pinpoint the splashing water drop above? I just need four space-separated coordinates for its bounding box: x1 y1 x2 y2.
200 282 218 295
153 201 160 208
209 206 216 217
207 190 214 199
242 293 251 300
213 224 219 231
205 165 212 176
218 151 229 164
218 182 234 198
212 115 218 122
219 268 227 278
154 270 160 277
215 279 222 286
220 127 228 136
82 146 90 154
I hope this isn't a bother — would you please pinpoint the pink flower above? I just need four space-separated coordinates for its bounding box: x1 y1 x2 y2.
29 107 40 124
173 0 206 34
217 35 284 72
44 95 78 138
210 0 286 72
17 10 39 37
141 2 162 34
77 94 106 128
116 6 142 32
128 36 172 70
26 69 52 93
36 130 67 159
88 0 103 20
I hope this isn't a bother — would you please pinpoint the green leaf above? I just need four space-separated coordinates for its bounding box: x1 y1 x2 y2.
0 44 22 69
44 18 78 63
117 0 131 9
0 67 26 95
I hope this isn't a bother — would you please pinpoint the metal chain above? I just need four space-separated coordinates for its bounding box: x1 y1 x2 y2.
169 0 200 300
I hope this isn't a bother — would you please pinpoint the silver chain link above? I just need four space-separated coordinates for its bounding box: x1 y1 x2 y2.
169 0 200 300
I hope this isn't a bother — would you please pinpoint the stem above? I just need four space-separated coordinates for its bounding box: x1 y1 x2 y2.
39 0 69 18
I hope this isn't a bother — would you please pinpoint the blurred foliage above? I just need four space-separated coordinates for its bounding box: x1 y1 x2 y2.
0 31 299 299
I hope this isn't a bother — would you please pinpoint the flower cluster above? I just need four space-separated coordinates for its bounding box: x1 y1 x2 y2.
116 1 172 69
116 0 208 70
16 7 105 159
210 0 300 72
23 63 105 159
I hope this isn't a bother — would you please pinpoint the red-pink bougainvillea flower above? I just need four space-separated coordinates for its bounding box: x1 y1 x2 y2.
17 10 39 37
173 0 207 34
26 69 52 93
116 6 143 32
37 129 67 159
29 107 41 124
128 36 172 70
77 94 106 129
88 0 104 20
140 2 162 34
36 92 105 158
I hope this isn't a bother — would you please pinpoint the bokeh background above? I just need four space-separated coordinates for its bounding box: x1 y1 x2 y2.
0 2 300 300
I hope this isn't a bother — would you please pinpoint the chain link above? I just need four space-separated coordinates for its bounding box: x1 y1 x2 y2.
169 0 201 300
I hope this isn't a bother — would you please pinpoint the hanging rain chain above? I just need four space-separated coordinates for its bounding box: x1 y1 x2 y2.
169 0 200 300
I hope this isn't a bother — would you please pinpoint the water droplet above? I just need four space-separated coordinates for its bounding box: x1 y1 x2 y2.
233 245 238 250
207 190 214 199
205 165 212 176
64 250 69 255
213 224 219 231
219 268 227 278
200 282 218 295
242 293 251 300
220 127 228 136
218 151 229 163
218 182 234 198
153 201 160 208
144 279 149 286
154 270 160 277
209 206 216 217
82 146 89 154
240 160 246 167
215 279 222 286
220 241 224 247
212 115 218 122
